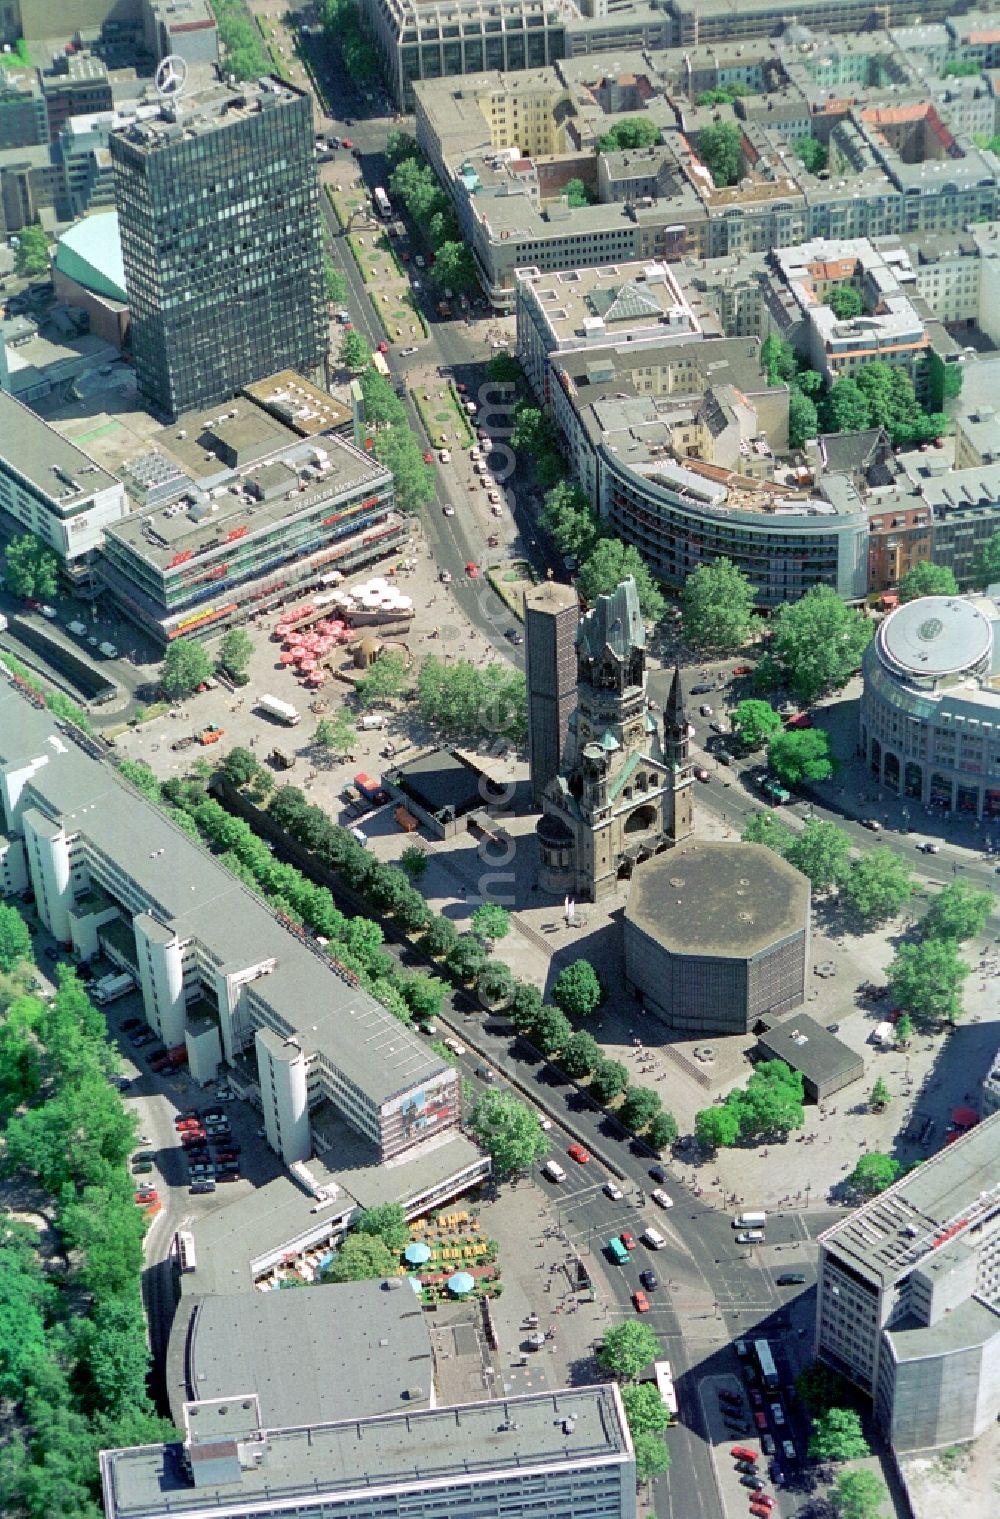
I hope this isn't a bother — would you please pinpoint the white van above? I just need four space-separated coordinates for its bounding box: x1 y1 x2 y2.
651 1188 673 1208
734 1211 767 1229
542 1160 566 1183
641 1227 667 1250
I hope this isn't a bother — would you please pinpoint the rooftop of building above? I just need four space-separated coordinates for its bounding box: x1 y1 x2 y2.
0 689 446 1110
955 408 1000 462
53 210 125 300
110 72 306 155
886 1297 1000 1363
876 595 993 680
387 746 509 822
625 840 810 959
101 1385 630 1519
40 51 110 88
106 401 388 572
516 259 700 347
756 1015 863 1089
0 390 120 503
173 1280 434 1429
241 372 352 437
819 1112 1000 1290
523 580 580 616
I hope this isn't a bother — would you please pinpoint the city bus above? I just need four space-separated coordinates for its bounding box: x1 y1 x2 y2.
373 186 392 218
753 1339 779 1392
653 1360 678 1424
176 1230 197 1273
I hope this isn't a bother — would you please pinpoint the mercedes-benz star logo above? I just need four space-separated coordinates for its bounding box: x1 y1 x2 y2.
155 54 189 99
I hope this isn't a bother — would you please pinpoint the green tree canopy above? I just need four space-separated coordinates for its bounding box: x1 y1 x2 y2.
355 1203 409 1251
827 285 863 320
161 638 213 698
621 1381 670 1435
416 656 526 743
13 223 49 276
839 848 913 922
741 809 796 854
898 561 958 602
833 1469 888 1519
729 1059 805 1142
789 388 819 449
597 1319 662 1380
539 481 601 562
529 1004 573 1056
974 528 1000 590
314 709 357 760
324 1233 399 1283
795 1360 851 1415
560 1030 602 1079
434 240 478 293
680 557 757 653
793 135 827 173
633 1432 671 1481
551 959 603 1018
886 937 970 1026
761 334 797 386
732 699 783 751
486 353 523 385
3 533 59 600
895 1011 914 1046
0 902 34 974
850 1151 900 1197
920 879 992 943
341 330 371 370
807 1407 870 1463
620 1086 662 1134
385 129 419 165
359 365 407 428
768 727 837 785
648 1111 678 1149
590 1058 629 1104
401 970 445 1020
471 903 511 944
356 649 409 706
469 1088 548 1178
694 1104 741 1151
698 121 743 186
220 746 260 788
771 585 872 704
323 256 348 306
218 627 253 678
597 118 661 152
563 177 596 206
577 543 665 621
869 1077 890 1112
477 961 514 1006
825 377 872 433
399 844 428 880
784 818 852 892
509 981 544 1031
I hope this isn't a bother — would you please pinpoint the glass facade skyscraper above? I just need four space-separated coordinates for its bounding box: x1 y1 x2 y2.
111 77 327 419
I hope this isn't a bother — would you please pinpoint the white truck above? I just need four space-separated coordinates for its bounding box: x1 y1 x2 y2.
871 1020 895 1048
91 972 136 1005
258 694 301 727
733 1211 767 1229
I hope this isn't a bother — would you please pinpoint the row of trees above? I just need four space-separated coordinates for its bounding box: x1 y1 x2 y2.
416 655 527 743
885 876 990 1029
538 479 665 619
0 905 177 1517
730 697 839 785
319 0 379 83
386 131 478 291
742 812 915 922
159 627 255 697
349 358 437 515
213 0 269 80
596 1322 672 1481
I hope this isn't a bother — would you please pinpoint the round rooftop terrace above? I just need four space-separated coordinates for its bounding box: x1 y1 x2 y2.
876 596 992 683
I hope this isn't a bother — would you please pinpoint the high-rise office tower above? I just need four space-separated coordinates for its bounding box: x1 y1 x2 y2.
524 578 578 808
111 74 327 419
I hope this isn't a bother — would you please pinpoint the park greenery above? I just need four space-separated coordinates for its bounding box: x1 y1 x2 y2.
471 903 512 944
374 421 437 514
741 812 915 920
827 285 863 321
597 118 661 152
694 1059 805 1150
768 726 837 785
696 84 749 105
732 699 784 751
387 135 479 284
469 1089 549 1177
807 1407 870 1463
577 540 665 621
416 655 527 743
0 942 178 1518
356 649 409 707
314 708 358 760
536 473 663 621
3 532 59 601
897 561 958 602
680 557 758 654
698 121 743 186
839 848 913 923
323 256 348 307
770 585 873 703
850 1151 900 1197
12 222 49 276
598 1320 662 1380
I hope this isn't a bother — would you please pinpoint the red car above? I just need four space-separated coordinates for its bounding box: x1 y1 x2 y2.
456 382 467 393
632 1289 650 1314
567 1143 590 1164
341 137 353 149
751 1498 775 1511
731 1448 758 1464
423 451 434 463
377 340 389 354
733 665 753 676
181 1131 206 1146
134 1190 158 1204
465 562 480 578
750 1506 771 1518
754 1411 768 1431
619 1230 637 1251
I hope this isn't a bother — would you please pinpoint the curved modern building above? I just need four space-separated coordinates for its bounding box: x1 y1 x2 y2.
859 594 1000 819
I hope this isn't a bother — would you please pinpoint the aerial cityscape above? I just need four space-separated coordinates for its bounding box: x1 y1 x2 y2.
1 4 999 1519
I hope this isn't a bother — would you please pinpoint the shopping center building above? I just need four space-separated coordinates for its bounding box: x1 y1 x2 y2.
859 593 1000 819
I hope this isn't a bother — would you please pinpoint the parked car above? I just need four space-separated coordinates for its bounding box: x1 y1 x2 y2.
134 1190 159 1204
132 1151 155 1162
215 1169 241 1182
753 1411 768 1431
131 1161 154 1174
649 1165 667 1183
619 1230 637 1251
776 1272 806 1286
730 1447 758 1464
121 1017 142 1031
740 1476 765 1491
719 1391 742 1408
190 1180 216 1194
750 1390 764 1410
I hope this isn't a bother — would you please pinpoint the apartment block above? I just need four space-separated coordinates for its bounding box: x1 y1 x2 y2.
0 390 127 570
816 1114 1000 1451
98 389 402 645
0 67 47 150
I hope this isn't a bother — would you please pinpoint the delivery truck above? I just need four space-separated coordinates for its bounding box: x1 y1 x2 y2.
871 1020 894 1047
91 972 136 1005
258 694 301 726
733 1211 767 1229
